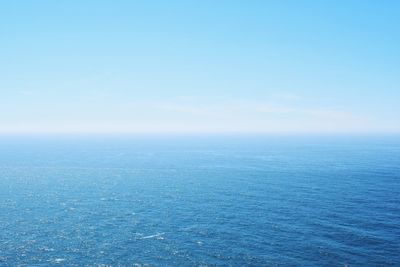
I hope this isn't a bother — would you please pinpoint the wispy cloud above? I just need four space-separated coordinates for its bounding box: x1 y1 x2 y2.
19 90 39 96
0 93 393 134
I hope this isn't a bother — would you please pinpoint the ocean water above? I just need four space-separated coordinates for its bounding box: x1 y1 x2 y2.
0 135 399 266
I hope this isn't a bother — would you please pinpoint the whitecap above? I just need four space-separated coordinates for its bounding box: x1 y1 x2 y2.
140 232 165 239
54 258 66 263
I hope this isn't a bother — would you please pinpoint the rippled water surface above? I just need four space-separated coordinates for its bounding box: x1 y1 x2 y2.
0 135 399 266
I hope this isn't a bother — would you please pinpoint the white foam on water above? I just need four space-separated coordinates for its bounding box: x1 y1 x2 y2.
140 232 165 239
54 258 66 263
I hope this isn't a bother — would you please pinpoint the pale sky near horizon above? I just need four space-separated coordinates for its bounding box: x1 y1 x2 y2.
1 0 399 134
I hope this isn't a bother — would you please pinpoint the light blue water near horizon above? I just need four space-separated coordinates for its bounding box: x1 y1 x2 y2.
0 135 399 266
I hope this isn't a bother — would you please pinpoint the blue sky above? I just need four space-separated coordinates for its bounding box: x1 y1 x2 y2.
0 0 399 133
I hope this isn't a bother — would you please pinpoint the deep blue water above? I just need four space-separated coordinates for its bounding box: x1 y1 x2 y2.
0 135 399 266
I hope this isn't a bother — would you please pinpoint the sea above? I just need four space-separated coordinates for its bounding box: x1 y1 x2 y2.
0 135 399 266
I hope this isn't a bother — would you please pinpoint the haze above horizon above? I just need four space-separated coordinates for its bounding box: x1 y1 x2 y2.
1 0 399 134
